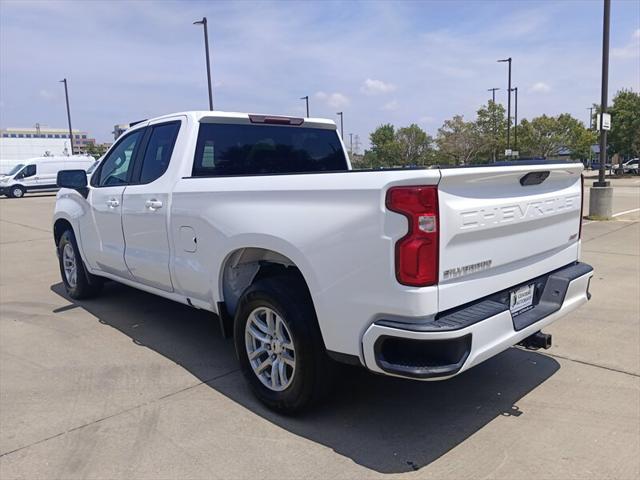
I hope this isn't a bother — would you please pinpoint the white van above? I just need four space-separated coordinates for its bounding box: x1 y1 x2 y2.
0 156 95 198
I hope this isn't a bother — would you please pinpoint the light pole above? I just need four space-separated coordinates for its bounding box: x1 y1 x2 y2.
498 57 512 152
510 86 518 151
336 112 343 138
193 17 213 110
589 0 613 219
488 87 500 162
59 78 74 155
349 133 353 156
587 106 594 129
300 96 309 117
596 0 610 187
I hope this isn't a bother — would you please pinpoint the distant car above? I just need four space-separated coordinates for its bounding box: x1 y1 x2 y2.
0 155 95 198
615 158 639 175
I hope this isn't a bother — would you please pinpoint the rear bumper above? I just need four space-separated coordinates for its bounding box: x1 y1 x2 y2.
362 262 593 380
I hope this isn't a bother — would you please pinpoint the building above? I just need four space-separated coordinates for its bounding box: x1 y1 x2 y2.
113 120 145 140
113 124 130 140
0 125 96 159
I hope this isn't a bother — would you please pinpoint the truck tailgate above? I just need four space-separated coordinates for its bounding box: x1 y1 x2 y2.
437 163 583 310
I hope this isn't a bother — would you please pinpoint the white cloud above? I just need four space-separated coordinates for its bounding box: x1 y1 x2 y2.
361 78 396 95
39 89 56 100
419 116 435 124
382 100 399 111
315 91 350 109
529 82 551 93
612 29 640 59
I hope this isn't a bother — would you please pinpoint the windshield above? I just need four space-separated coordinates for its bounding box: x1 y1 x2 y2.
6 164 24 176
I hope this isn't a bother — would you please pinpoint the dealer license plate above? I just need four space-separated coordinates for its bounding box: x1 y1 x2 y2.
510 284 535 315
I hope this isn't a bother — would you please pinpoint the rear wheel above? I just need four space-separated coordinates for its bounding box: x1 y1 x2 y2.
57 229 103 299
234 274 334 413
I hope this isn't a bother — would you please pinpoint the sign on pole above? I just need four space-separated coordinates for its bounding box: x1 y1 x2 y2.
597 113 611 131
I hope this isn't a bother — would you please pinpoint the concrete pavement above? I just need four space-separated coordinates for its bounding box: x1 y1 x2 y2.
0 180 638 479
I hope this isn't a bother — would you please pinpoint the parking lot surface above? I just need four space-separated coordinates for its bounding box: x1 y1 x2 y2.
1 177 639 480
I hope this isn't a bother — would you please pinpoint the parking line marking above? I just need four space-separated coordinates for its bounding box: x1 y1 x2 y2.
612 208 640 218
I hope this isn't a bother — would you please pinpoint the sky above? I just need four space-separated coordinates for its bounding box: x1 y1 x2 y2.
1 0 639 146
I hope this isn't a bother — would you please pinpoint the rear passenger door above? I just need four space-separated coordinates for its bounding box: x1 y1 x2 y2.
121 117 183 292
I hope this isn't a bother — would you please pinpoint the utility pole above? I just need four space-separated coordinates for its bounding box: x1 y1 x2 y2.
589 0 613 219
596 0 610 187
59 78 74 155
336 112 343 138
498 57 512 153
300 96 309 117
511 86 518 151
349 133 353 156
488 87 500 162
193 17 213 110
354 135 361 156
587 106 594 129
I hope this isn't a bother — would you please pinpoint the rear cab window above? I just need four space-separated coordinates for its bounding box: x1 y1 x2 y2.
192 123 348 177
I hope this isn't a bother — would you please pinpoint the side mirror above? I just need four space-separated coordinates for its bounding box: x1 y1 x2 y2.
57 170 88 197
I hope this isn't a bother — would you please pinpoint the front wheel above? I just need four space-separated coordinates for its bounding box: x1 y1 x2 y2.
57 229 103 299
8 185 25 198
233 274 334 413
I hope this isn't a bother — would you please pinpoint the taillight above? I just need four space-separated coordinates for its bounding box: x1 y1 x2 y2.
579 173 584 239
386 186 439 287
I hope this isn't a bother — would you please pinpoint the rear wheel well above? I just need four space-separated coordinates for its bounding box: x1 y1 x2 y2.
53 219 73 246
220 248 312 319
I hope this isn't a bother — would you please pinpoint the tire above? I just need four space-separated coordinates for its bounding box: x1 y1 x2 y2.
234 274 334 413
8 185 25 198
57 229 103 299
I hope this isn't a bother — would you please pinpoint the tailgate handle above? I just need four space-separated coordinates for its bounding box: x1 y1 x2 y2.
520 171 550 186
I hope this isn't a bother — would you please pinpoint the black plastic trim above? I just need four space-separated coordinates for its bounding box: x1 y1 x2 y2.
374 334 472 379
327 350 363 367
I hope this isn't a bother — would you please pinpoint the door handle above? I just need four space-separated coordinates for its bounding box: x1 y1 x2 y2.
145 199 163 210
106 198 120 208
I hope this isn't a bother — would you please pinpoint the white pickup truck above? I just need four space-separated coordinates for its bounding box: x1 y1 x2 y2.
53 111 593 412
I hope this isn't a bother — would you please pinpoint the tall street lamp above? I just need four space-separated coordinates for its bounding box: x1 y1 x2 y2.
300 96 309 117
589 0 613 219
336 112 343 138
59 78 74 155
510 86 518 151
488 87 500 162
193 17 213 110
498 57 512 152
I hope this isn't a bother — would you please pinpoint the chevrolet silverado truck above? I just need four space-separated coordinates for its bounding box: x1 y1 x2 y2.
53 111 593 412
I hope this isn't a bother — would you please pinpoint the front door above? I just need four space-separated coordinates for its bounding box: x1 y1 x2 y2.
79 128 145 278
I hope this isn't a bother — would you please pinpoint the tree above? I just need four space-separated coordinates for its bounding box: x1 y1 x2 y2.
608 89 640 159
517 114 593 159
85 141 109 158
395 124 435 166
436 115 483 165
367 124 399 167
475 101 507 162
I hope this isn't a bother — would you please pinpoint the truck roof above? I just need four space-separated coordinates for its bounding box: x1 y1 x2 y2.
144 111 337 130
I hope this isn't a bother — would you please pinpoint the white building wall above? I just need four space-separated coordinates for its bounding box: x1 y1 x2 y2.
0 138 71 162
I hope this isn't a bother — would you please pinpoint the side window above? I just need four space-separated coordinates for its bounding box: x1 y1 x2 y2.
95 130 143 187
138 122 180 184
16 164 36 179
